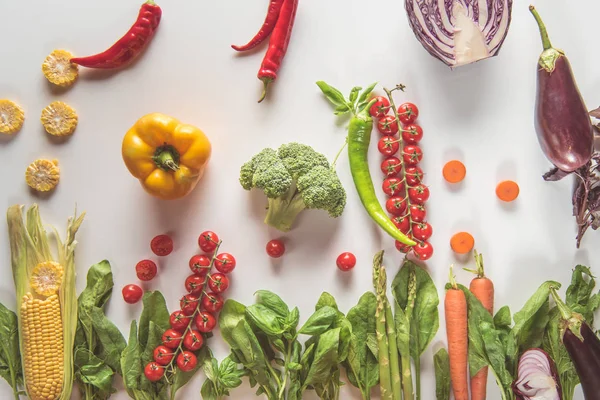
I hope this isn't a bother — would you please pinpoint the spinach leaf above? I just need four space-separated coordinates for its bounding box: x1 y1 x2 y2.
89 307 126 373
138 291 170 348
298 306 337 335
121 321 142 396
512 281 558 353
255 290 289 319
434 348 450 400
315 292 338 311
0 302 23 396
566 265 600 323
303 328 340 387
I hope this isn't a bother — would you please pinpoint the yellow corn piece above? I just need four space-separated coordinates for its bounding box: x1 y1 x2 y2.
25 159 60 192
30 262 63 297
42 50 78 87
21 293 64 400
0 99 25 135
41 101 78 136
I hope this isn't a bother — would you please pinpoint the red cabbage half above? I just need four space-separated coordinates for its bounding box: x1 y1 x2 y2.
405 0 513 67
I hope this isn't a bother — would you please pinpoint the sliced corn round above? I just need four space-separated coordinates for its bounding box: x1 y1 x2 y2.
42 49 78 87
0 99 25 135
25 159 60 192
30 262 64 296
41 101 78 136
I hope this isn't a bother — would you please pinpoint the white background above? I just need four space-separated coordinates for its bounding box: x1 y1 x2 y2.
1 0 599 399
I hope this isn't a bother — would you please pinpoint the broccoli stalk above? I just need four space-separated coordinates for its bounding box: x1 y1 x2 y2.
265 181 306 232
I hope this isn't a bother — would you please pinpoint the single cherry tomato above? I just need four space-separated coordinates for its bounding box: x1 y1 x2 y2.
369 96 390 119
176 351 197 372
122 284 143 304
208 273 230 293
201 292 224 313
151 235 173 256
395 239 414 254
405 166 424 186
189 254 211 276
195 311 217 333
398 102 419 124
386 196 407 216
408 204 427 222
266 239 285 258
169 310 192 332
376 115 399 135
403 145 423 166
412 222 433 241
180 294 200 316
198 231 219 253
381 157 402 177
135 259 157 281
153 345 174 366
378 136 399 156
408 184 430 204
402 124 423 144
214 253 236 274
414 241 434 261
185 274 207 295
382 177 404 197
392 215 411 234
161 329 183 349
336 252 356 271
183 330 204 351
144 362 164 382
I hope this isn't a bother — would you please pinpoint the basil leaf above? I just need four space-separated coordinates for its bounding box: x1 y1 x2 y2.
357 82 377 104
298 306 337 335
316 81 348 109
246 304 285 336
138 291 170 348
200 380 218 400
286 307 300 330
203 356 217 383
230 320 271 389
334 104 351 116
349 86 361 104
512 281 558 352
0 302 22 392
219 300 247 346
304 328 340 387
255 290 289 318
434 348 450 400
315 292 338 311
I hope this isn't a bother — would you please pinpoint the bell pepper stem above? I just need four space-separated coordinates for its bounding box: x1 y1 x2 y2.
529 6 552 50
153 144 180 172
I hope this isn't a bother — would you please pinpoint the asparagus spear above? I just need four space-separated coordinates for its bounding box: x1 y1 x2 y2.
373 251 393 400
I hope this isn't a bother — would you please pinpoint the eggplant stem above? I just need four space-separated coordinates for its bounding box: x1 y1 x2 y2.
529 5 552 50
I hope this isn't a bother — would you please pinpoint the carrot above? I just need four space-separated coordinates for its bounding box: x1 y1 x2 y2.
443 160 466 183
450 232 475 254
496 180 519 202
465 250 494 400
445 267 469 400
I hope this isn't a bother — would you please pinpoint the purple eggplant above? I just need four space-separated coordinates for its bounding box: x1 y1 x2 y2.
550 288 600 400
530 6 593 172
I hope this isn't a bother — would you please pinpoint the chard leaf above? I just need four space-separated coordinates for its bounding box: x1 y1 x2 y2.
434 348 450 400
298 306 337 335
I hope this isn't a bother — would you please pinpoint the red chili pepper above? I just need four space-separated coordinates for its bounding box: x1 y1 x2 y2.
257 0 299 103
232 0 285 52
70 0 162 69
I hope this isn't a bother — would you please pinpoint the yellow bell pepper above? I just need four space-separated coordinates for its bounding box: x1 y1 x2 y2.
122 113 211 200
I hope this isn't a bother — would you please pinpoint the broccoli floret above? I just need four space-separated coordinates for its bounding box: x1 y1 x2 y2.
240 143 346 232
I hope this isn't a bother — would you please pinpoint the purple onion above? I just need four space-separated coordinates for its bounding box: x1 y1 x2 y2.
513 348 561 400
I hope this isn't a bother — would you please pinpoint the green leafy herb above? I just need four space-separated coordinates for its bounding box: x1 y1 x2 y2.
201 353 245 400
298 306 337 335
0 302 23 400
434 348 450 400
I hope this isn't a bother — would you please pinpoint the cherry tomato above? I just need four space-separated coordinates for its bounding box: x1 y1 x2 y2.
412 222 433 241
214 253 236 274
122 284 143 304
376 115 399 135
402 124 423 144
266 239 285 258
195 311 217 333
408 204 427 222
161 329 183 350
169 310 192 332
144 362 164 382
403 145 423 166
378 136 399 156
395 239 414 254
151 235 173 256
336 252 356 271
381 157 402 177
208 273 230 293
386 196 407 216
136 259 157 281
198 231 219 253
185 274 207 295
397 102 419 124
392 215 411 234
189 254 211 276
176 351 197 372
202 292 224 313
180 294 200 316
405 166 424 186
369 96 390 119
153 345 174 366
414 241 434 261
408 184 430 204
382 177 404 197
183 330 204 351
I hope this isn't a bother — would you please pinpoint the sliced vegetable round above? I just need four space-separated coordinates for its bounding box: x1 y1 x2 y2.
513 348 561 400
169 310 192 332
136 259 157 281
161 328 183 349
176 351 197 372
198 231 219 252
208 273 230 293
450 232 475 254
42 49 79 87
496 180 520 202
195 311 217 333
214 253 236 274
189 254 211 276
266 239 285 258
25 159 60 192
122 284 143 304
151 234 173 256
144 362 164 382
0 100 25 135
336 252 356 271
183 330 204 351
41 101 78 136
443 160 466 183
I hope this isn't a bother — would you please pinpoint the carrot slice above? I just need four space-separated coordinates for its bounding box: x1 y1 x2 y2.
496 180 519 202
443 160 466 183
450 232 474 254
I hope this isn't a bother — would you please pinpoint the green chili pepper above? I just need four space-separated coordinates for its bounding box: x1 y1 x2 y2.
348 100 416 246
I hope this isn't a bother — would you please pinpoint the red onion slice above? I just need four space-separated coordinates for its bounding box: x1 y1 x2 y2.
513 349 562 400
